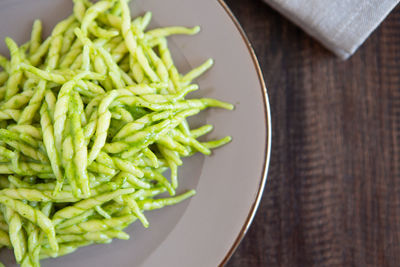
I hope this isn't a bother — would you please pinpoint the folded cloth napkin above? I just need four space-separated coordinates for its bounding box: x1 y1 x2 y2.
263 0 399 59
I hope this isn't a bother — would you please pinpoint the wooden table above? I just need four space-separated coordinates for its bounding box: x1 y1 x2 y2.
224 1 400 266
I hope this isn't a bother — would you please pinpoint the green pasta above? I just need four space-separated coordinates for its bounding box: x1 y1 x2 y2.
0 0 233 266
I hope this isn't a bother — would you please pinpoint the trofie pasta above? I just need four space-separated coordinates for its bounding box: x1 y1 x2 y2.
0 0 233 265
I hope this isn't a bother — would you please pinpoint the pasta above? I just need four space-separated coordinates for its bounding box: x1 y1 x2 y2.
0 0 233 266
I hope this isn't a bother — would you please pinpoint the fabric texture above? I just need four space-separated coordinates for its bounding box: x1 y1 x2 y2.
263 0 399 59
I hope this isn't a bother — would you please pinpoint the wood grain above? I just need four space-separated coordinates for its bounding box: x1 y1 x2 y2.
223 0 400 266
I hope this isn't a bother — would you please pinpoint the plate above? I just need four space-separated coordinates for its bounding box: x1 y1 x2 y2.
0 0 271 266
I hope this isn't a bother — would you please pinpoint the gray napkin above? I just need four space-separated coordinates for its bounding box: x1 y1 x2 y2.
263 0 399 59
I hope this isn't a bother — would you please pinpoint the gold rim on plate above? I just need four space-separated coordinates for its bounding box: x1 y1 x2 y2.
217 1 272 266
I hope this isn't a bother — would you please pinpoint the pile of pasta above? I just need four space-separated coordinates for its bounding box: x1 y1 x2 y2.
0 0 233 266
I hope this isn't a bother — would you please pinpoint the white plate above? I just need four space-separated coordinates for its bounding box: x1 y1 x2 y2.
0 0 271 266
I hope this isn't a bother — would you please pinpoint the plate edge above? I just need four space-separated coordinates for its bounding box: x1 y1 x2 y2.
216 1 272 266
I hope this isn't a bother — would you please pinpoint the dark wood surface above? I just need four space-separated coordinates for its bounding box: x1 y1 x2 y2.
224 1 400 266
